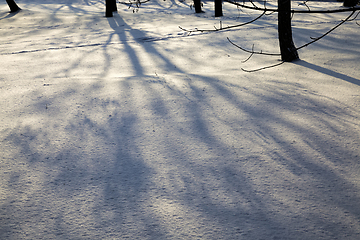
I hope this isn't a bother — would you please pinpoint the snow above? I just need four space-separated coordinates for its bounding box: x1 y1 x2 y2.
0 0 359 239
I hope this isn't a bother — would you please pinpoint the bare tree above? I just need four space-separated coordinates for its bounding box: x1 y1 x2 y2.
6 0 21 13
225 0 359 62
180 0 359 71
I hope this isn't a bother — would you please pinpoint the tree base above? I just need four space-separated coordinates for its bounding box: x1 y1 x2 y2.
343 0 359 7
281 47 299 62
6 0 21 13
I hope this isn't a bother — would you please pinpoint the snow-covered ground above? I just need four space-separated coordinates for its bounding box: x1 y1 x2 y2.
1 0 359 239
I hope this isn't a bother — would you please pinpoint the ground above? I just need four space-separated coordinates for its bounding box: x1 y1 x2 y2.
0 0 360 239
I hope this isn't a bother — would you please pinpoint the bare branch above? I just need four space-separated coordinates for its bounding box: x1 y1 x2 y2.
249 0 262 9
296 10 356 51
118 0 150 5
348 10 360 21
298 0 311 11
178 26 197 35
241 61 285 72
225 0 360 13
119 0 150 9
223 0 359 71
179 11 267 33
242 44 255 63
227 37 280 56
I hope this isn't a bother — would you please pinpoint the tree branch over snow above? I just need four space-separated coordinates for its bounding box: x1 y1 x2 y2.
118 0 150 6
296 10 358 50
297 0 311 12
226 37 285 72
241 61 285 72
180 0 360 70
225 0 360 13
227 9 358 70
227 37 280 57
118 0 150 12
179 11 268 34
225 0 360 69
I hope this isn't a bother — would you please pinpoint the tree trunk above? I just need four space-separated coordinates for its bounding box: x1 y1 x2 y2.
278 0 299 62
215 0 223 17
110 0 118 12
343 0 359 7
6 0 21 13
194 0 203 13
105 0 113 17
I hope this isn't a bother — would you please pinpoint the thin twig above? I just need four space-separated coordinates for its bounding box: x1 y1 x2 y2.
118 0 150 5
242 44 255 63
241 61 285 72
298 0 311 11
249 0 259 9
179 11 267 33
227 37 280 56
265 11 275 16
348 10 360 21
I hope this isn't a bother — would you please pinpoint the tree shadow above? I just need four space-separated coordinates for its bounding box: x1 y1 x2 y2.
1 1 360 239
0 9 21 20
294 59 360 86
106 13 145 76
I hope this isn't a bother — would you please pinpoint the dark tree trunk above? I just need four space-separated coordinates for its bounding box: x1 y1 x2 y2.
110 0 118 12
215 0 223 17
343 0 359 7
105 0 113 17
6 0 21 13
278 0 299 62
194 0 203 13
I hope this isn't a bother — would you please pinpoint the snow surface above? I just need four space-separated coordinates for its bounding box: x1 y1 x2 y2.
1 0 360 239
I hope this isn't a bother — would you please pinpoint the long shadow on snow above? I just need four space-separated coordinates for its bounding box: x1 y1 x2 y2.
2 4 360 239
157 74 360 238
294 60 360 86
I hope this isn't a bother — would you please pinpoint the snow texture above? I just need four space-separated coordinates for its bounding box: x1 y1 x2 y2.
1 0 360 239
